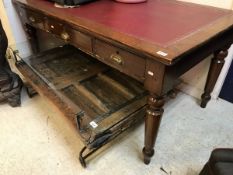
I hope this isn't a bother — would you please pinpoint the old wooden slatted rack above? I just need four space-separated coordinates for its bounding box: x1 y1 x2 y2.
13 45 147 167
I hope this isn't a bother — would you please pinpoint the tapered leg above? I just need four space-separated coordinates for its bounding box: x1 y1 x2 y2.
201 48 229 108
143 94 165 164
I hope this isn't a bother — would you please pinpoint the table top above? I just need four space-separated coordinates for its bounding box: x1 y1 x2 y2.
14 0 233 64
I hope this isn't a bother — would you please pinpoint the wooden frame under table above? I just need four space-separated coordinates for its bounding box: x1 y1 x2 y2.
13 0 233 165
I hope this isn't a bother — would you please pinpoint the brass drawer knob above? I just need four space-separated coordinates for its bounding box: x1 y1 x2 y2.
61 32 70 41
110 53 123 65
29 16 36 23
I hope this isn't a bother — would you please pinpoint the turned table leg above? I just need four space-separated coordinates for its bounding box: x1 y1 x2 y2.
201 48 229 108
143 94 165 164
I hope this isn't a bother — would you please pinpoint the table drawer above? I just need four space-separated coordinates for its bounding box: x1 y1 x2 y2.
18 6 44 30
68 29 92 54
94 40 146 81
15 45 147 149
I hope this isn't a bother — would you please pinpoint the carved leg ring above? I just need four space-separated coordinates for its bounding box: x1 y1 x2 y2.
143 94 165 164
201 48 229 108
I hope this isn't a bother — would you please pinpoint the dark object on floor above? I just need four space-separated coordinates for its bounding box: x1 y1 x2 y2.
200 148 233 175
49 0 97 6
0 20 23 107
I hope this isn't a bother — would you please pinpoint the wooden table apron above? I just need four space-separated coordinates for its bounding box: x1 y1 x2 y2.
13 0 233 165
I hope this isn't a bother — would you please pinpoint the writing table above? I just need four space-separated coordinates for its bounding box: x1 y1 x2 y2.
13 0 233 165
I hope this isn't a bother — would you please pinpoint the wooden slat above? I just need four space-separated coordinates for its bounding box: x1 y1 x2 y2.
16 62 81 124
107 70 145 95
74 84 109 113
82 76 130 110
25 45 75 65
97 73 135 99
62 85 104 118
33 63 57 81
52 64 108 90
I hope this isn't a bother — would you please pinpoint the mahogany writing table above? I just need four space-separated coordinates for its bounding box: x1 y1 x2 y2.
13 0 233 165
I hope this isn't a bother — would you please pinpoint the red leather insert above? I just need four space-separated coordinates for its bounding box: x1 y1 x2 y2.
41 0 231 47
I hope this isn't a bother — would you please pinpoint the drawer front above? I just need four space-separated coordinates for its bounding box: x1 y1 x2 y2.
45 17 65 35
68 29 92 54
18 6 44 30
94 40 146 81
